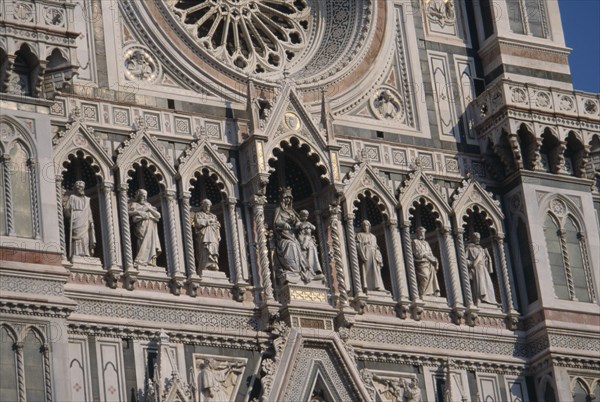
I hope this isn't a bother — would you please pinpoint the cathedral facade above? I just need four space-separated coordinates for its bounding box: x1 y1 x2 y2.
0 0 599 400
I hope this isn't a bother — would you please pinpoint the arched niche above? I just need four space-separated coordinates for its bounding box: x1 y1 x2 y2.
408 197 446 298
264 136 331 292
266 136 329 206
516 123 541 171
61 151 105 263
53 114 117 268
540 194 595 303
341 159 400 300
564 131 588 177
124 158 169 269
115 126 179 284
0 117 40 239
352 191 392 292
188 168 230 277
540 127 564 174
177 136 244 291
12 43 41 97
460 206 502 305
398 166 455 305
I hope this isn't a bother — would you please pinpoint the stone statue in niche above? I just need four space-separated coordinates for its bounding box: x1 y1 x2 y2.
128 189 162 266
193 199 221 273
466 232 497 305
296 210 324 280
412 226 441 297
356 220 385 291
198 357 245 402
273 187 313 284
63 180 96 259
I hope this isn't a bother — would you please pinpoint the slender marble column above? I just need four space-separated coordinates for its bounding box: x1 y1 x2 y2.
117 183 134 271
329 204 348 305
100 182 118 269
54 174 66 258
27 159 40 239
42 343 53 402
388 219 409 302
251 195 273 300
455 228 474 309
165 190 183 275
3 156 15 236
180 192 196 278
579 233 597 302
344 212 363 298
227 197 244 286
441 227 464 309
495 235 516 312
401 223 419 302
15 341 25 402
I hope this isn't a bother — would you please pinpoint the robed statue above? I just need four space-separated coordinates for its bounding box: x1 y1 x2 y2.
273 187 313 284
356 220 385 291
64 180 96 258
194 199 221 273
466 232 497 305
296 210 324 280
412 226 440 297
128 189 162 266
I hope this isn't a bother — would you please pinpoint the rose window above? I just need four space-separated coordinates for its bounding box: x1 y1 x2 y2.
170 0 312 74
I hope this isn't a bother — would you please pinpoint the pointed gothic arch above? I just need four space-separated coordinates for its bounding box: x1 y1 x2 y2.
516 122 542 171
0 116 40 239
564 130 589 177
178 137 238 197
397 166 466 314
53 113 118 267
115 125 184 290
451 177 504 236
539 194 596 303
540 127 565 173
398 166 451 228
177 137 244 288
339 160 407 301
53 112 114 181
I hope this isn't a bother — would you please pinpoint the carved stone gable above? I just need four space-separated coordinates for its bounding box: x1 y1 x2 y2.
342 160 397 218
268 331 373 402
177 136 237 196
398 165 451 227
263 83 328 153
52 109 114 179
451 176 504 234
115 122 176 188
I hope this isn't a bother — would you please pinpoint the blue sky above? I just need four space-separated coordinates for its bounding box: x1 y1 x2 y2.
559 0 600 93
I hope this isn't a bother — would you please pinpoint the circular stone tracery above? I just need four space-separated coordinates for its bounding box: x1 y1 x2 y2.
171 0 311 74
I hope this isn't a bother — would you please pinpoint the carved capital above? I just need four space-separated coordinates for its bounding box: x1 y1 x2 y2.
118 183 129 193
251 194 267 208
165 190 177 201
100 182 114 192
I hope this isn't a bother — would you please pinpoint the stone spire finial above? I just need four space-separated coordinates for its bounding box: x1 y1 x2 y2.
246 75 261 136
321 88 335 144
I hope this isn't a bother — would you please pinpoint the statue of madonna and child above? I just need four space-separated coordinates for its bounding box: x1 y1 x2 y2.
272 187 324 285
